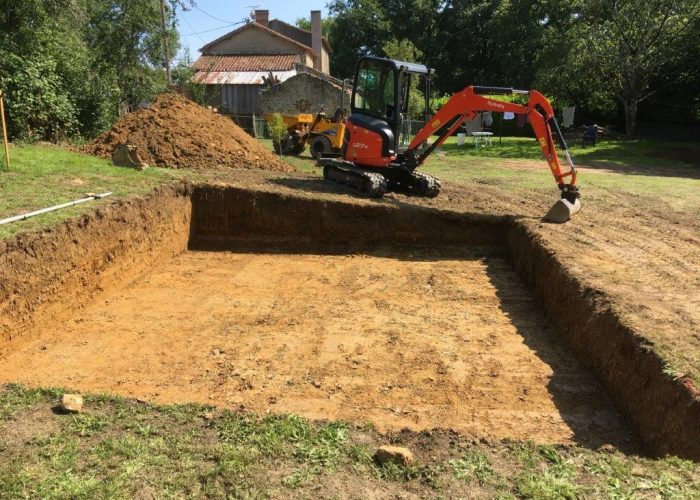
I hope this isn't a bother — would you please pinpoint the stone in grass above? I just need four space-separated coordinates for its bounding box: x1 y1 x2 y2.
374 445 414 466
112 144 148 171
59 394 84 414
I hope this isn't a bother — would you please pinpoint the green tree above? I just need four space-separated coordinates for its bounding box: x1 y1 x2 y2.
326 0 510 91
0 1 80 140
382 39 426 119
0 0 190 141
83 0 182 107
539 0 699 137
327 0 393 78
172 67 207 107
295 16 334 38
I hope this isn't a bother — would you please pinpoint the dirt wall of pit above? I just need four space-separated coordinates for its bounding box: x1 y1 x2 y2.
189 185 508 249
507 224 700 460
0 183 194 355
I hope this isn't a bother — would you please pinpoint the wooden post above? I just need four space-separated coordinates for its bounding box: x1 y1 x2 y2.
0 90 9 170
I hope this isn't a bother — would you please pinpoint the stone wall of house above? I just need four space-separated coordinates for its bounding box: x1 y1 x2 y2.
258 73 352 116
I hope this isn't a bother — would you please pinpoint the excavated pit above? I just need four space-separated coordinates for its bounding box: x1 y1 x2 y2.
1 183 698 458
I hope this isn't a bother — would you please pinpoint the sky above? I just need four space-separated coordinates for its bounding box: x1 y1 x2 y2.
176 0 330 63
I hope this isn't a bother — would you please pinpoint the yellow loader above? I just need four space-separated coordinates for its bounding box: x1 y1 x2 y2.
265 106 346 159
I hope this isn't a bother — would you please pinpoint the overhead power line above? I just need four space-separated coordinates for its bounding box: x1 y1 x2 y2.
182 20 245 37
194 5 237 24
181 13 205 44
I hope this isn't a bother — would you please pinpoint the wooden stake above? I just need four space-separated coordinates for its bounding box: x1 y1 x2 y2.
0 90 9 169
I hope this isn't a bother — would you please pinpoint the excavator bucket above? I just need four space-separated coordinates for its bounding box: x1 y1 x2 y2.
543 197 582 223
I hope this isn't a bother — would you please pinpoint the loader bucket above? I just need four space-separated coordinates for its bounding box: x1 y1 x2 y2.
543 197 582 223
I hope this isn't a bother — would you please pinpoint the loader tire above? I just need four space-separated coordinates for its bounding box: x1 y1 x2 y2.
274 134 297 155
310 135 332 159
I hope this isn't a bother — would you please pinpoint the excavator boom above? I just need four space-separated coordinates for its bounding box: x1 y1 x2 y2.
405 85 581 222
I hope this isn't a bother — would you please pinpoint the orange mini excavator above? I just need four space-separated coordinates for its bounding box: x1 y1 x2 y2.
318 56 581 222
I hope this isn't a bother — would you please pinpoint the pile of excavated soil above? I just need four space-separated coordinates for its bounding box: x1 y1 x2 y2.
83 93 294 172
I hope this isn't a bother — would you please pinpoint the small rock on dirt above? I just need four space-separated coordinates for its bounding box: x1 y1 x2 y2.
59 394 84 413
374 445 414 466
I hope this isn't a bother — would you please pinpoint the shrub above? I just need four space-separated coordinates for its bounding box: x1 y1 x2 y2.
267 113 288 155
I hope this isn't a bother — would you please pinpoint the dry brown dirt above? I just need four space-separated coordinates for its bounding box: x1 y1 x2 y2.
222 168 700 386
82 93 293 172
0 248 633 449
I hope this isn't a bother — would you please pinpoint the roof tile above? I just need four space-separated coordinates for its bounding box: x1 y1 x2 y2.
193 54 298 72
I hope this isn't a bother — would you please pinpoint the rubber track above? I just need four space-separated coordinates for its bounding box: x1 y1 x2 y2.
323 165 388 198
413 172 441 198
387 171 442 198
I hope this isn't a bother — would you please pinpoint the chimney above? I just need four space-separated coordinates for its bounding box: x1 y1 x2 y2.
311 10 323 72
254 9 269 27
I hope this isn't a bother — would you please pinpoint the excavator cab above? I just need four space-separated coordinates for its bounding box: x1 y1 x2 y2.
346 57 433 163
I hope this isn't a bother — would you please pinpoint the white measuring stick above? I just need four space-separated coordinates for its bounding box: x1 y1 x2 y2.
0 192 113 226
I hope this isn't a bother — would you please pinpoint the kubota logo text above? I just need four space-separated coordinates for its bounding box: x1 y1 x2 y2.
487 100 505 109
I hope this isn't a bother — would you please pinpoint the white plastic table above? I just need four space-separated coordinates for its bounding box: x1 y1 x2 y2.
471 131 493 147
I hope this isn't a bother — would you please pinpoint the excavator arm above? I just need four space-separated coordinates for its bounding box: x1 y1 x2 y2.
408 86 581 221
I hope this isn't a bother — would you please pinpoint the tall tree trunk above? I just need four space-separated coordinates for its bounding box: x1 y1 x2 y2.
623 98 638 138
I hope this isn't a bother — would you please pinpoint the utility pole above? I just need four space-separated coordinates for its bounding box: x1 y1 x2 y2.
160 0 171 86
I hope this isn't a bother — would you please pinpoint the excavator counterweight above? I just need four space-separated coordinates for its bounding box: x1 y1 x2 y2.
318 56 581 222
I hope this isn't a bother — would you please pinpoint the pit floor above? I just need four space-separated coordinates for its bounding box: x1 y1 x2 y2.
0 248 635 447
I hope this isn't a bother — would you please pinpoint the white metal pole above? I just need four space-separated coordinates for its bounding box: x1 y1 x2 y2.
0 192 112 226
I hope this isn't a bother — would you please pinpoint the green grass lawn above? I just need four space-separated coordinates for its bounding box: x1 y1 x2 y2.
438 137 700 214
438 136 699 169
257 139 320 174
1 384 697 499
260 131 700 169
259 135 700 172
0 145 192 239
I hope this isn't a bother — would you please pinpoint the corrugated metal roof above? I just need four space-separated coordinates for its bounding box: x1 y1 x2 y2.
192 70 297 85
193 54 298 72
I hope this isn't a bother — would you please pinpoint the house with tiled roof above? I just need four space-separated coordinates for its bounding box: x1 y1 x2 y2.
193 9 330 119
